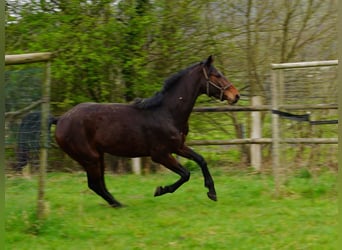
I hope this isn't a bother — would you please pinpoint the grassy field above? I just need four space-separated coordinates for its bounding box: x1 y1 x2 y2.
5 169 337 250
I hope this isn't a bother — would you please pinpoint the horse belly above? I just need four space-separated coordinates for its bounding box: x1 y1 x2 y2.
95 125 151 157
103 140 151 158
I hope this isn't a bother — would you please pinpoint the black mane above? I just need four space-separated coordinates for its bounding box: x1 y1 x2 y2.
133 62 201 109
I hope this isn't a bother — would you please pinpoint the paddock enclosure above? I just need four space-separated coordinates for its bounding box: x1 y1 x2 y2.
5 54 338 179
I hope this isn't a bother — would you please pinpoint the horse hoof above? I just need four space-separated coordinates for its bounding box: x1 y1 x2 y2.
154 186 163 197
207 192 217 201
111 203 124 208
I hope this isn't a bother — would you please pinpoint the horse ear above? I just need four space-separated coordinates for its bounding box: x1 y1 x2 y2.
204 55 214 67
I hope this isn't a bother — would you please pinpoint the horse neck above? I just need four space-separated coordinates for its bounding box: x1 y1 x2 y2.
162 67 203 128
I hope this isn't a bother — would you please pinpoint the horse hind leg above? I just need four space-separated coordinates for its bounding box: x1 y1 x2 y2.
152 153 190 197
82 155 123 208
86 170 123 208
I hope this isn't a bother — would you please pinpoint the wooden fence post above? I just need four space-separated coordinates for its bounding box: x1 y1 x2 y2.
37 60 51 220
250 96 262 171
271 68 281 196
132 158 142 175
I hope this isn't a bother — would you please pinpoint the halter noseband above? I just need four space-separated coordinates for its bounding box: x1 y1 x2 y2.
202 67 231 101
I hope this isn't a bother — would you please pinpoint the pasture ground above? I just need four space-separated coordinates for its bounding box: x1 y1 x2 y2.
5 169 337 249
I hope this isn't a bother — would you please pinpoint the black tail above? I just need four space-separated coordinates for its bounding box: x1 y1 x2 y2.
50 117 59 125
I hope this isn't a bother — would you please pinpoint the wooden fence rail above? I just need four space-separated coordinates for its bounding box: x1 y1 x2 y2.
271 60 338 69
193 103 338 112
190 103 338 147
188 138 338 146
5 52 54 65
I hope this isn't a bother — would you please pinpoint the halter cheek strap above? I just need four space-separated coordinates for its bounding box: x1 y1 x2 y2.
202 67 231 101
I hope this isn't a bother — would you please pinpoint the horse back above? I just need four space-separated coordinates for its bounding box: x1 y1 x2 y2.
55 103 181 158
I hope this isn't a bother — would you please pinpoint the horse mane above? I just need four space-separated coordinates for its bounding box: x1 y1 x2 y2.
133 62 201 109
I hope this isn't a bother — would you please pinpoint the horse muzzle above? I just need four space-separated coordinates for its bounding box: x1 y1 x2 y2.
224 91 240 105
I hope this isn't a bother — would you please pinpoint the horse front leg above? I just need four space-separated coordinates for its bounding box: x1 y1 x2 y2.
176 145 217 201
151 153 190 197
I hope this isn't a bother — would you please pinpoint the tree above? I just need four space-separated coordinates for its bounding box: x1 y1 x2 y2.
115 0 154 101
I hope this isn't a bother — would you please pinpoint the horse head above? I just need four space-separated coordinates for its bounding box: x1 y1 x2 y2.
201 55 240 105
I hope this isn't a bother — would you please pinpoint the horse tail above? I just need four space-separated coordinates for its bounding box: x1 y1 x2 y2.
50 117 59 126
49 117 59 135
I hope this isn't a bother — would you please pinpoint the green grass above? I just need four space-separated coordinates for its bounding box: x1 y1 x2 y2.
5 170 337 250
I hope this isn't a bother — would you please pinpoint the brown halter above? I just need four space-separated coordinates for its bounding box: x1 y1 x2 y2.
202 67 231 101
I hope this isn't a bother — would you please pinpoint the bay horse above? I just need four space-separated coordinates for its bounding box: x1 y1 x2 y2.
54 55 240 207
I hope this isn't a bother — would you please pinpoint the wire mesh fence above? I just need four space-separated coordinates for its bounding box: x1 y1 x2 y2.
5 67 44 173
273 63 338 175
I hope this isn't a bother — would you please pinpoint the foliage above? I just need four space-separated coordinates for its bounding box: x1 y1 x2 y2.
5 0 337 111
5 171 337 249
